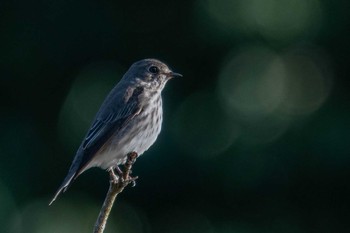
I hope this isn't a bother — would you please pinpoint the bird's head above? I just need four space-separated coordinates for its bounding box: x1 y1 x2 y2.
124 59 182 92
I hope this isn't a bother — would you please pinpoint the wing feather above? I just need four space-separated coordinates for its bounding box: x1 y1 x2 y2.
78 86 143 171
49 86 144 205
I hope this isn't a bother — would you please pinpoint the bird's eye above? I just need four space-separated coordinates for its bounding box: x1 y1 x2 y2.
148 66 159 74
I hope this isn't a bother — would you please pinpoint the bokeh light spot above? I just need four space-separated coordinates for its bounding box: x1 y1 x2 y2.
200 0 323 41
172 91 239 158
218 46 286 120
217 46 291 144
13 197 146 233
277 51 332 116
217 46 332 145
14 198 117 233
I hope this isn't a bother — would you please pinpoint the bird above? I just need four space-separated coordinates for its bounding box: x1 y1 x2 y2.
49 58 182 205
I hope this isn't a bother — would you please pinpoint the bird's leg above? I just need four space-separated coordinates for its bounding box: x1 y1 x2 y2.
114 165 124 182
108 153 138 185
108 168 119 184
123 152 138 186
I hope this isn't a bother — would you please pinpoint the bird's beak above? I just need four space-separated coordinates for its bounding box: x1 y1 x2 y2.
168 72 183 78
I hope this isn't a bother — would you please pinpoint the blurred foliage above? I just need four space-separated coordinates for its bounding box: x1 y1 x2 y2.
1 0 350 232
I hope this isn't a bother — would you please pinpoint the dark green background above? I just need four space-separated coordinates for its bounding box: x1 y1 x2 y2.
1 0 350 232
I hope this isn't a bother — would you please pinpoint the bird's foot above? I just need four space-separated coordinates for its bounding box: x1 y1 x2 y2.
108 168 119 184
125 175 138 187
113 166 124 183
108 152 138 186
123 152 138 186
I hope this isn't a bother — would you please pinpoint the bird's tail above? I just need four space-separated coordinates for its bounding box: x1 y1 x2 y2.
49 171 76 205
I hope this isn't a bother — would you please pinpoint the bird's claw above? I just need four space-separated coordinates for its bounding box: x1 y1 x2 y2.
109 169 119 184
108 152 138 186
127 175 138 187
131 177 137 187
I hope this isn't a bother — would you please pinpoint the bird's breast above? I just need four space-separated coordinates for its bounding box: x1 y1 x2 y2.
93 95 163 168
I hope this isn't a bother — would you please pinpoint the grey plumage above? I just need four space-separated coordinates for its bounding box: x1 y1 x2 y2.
50 59 181 205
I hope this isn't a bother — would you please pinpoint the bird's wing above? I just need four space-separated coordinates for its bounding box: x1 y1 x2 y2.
77 86 144 174
49 86 143 205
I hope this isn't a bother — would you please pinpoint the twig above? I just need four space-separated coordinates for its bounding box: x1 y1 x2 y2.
93 152 138 233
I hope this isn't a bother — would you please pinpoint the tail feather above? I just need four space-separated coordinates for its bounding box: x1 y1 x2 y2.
49 172 76 205
49 147 86 205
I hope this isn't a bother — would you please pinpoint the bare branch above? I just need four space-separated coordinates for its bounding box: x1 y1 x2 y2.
93 152 138 233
